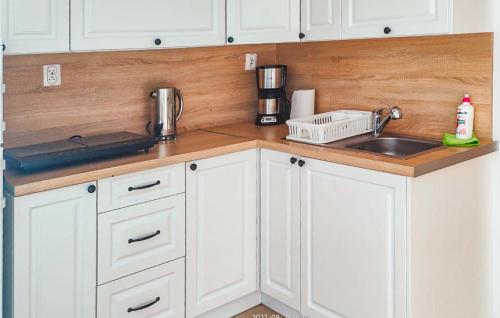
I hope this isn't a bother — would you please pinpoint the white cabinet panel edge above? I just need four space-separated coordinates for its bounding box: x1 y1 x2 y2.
227 0 301 45
301 0 342 42
1 0 70 54
342 0 452 39
300 158 408 318
71 0 226 51
260 149 301 310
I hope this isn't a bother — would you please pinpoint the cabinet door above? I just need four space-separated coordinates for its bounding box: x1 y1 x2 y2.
98 195 185 284
97 259 185 318
301 158 407 318
301 0 341 41
1 0 69 54
260 150 300 310
342 0 451 39
6 182 97 318
227 0 300 45
71 0 225 51
186 150 257 318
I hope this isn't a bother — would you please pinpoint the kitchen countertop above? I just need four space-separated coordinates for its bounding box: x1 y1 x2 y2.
5 122 498 196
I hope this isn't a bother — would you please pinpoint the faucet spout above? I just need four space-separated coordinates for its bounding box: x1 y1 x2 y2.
372 106 403 136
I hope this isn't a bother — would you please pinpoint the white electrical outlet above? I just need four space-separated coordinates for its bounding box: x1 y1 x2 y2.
43 64 61 87
245 53 258 71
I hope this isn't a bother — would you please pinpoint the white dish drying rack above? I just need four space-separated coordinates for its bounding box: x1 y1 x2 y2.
286 110 373 144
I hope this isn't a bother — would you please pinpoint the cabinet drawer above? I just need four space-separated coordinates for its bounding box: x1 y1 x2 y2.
98 164 185 212
98 195 185 284
97 258 185 318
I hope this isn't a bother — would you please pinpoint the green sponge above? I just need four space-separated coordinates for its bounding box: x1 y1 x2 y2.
442 133 480 147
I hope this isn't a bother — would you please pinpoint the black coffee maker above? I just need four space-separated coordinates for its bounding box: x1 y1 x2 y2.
255 65 290 125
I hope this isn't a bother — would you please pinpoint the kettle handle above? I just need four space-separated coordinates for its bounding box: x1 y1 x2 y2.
175 89 184 122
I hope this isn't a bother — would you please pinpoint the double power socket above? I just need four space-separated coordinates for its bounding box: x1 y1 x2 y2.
43 64 61 87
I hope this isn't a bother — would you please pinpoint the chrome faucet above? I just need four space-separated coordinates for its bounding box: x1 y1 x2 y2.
372 106 403 136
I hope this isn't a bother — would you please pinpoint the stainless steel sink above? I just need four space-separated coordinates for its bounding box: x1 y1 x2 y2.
308 134 444 159
345 136 443 158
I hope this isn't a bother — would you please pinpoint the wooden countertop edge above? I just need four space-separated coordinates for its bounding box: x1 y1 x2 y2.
256 140 415 176
412 141 499 176
7 140 258 197
6 130 498 197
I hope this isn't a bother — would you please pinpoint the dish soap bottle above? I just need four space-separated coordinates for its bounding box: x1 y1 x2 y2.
456 94 475 140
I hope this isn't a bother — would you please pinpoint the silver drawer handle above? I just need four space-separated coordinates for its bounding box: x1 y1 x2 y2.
128 230 161 244
127 297 160 313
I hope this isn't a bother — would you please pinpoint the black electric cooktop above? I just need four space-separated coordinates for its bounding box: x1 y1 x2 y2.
5 132 156 172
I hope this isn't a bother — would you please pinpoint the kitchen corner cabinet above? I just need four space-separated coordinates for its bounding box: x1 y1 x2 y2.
186 149 258 318
342 0 451 39
227 0 301 45
1 0 70 54
300 0 342 42
3 182 97 318
260 150 301 310
71 0 226 51
260 149 407 318
301 158 407 318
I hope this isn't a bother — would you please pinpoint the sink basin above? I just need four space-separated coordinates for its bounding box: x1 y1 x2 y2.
345 136 443 158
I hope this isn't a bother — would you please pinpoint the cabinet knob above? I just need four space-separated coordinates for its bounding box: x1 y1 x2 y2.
190 163 198 171
384 27 392 35
1 44 5 52
299 33 305 39
227 37 234 43
298 160 306 167
290 157 298 165
87 185 96 194
154 38 162 46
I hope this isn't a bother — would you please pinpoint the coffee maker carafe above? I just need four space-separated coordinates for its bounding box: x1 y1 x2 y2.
148 88 184 141
255 65 290 125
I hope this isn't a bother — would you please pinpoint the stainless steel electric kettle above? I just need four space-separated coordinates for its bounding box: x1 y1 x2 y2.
148 88 184 141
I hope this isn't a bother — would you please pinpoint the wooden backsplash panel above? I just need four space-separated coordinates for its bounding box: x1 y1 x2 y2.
3 33 493 147
4 44 276 147
277 33 493 140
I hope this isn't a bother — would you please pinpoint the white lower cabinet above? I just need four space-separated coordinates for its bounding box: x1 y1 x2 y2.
97 258 185 318
186 149 258 317
260 151 408 318
300 158 407 318
98 164 185 213
260 149 301 310
3 182 97 318
98 194 186 284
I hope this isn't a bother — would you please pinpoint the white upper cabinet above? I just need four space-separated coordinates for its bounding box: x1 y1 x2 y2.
301 0 342 41
71 0 226 51
186 150 257 318
260 150 301 311
1 0 69 54
300 158 407 318
342 0 451 39
227 0 301 45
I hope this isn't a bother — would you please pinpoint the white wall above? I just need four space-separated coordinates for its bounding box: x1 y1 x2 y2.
494 0 500 314
493 0 500 317
453 0 494 34
454 0 498 316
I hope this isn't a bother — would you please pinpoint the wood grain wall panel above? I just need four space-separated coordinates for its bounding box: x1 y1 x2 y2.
3 33 493 147
277 33 493 140
3 45 276 147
